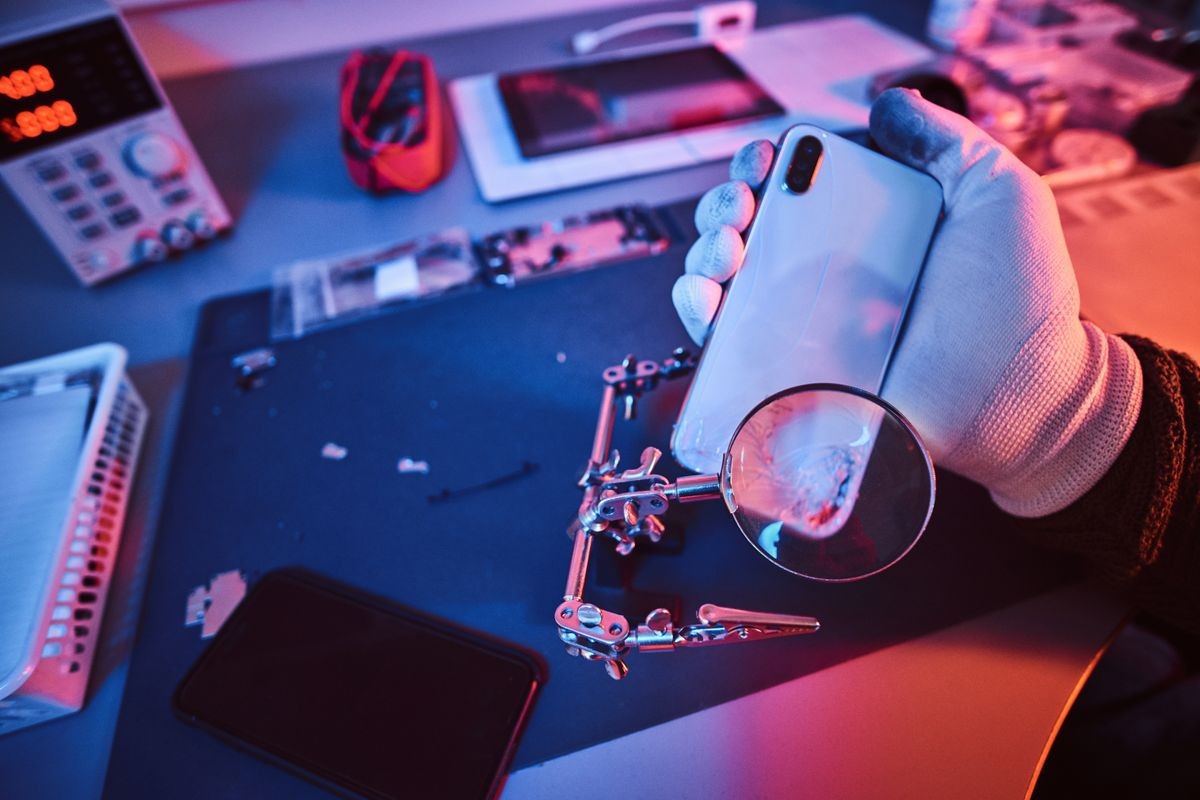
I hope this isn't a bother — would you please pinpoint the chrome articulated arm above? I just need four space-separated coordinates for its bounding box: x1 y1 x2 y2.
556 351 821 679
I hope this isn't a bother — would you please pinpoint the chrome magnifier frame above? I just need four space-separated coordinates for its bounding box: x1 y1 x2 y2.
720 383 937 583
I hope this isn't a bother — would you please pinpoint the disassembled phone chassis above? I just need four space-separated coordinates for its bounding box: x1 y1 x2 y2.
557 350 821 680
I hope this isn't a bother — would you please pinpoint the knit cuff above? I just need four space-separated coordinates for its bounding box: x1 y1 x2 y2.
1020 335 1190 594
988 324 1143 517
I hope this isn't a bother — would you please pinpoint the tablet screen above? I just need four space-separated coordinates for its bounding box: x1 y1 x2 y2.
498 46 783 158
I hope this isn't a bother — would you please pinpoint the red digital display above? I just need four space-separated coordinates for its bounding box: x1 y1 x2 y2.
0 66 79 143
0 18 161 161
0 64 55 99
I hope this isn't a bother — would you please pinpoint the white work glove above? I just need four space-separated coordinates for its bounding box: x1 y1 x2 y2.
673 88 1143 518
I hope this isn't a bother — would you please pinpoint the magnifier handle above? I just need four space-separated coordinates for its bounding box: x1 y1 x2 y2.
665 474 722 503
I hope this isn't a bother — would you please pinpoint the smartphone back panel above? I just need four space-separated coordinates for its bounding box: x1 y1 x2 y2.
672 124 943 474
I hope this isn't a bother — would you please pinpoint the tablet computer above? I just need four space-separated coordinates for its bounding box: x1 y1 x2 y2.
497 45 783 159
448 15 933 201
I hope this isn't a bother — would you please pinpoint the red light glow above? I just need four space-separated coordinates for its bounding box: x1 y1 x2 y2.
3 100 77 141
0 65 54 100
0 62 77 143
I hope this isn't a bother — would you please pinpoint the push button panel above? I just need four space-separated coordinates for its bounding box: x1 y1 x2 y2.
0 107 233 285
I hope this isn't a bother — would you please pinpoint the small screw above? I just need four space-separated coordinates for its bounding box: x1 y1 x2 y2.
560 607 574 619
561 631 578 643
601 505 613 515
609 623 623 635
564 645 580 657
577 604 603 627
650 498 663 510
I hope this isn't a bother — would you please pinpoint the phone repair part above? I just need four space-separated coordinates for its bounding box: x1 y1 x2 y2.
175 570 541 800
183 570 247 639
396 456 430 474
427 461 539 504
320 442 349 461
270 228 477 340
477 205 670 286
230 347 276 391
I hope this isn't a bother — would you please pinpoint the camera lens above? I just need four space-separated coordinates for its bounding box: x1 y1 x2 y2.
785 136 823 194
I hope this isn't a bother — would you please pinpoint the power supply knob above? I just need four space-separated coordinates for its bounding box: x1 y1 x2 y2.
162 219 195 250
131 234 168 264
185 210 218 241
123 132 186 179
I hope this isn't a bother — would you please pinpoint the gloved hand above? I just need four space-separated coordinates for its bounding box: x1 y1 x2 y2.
673 88 1143 517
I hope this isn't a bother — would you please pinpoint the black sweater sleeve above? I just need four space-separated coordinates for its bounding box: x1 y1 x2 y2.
1020 335 1200 633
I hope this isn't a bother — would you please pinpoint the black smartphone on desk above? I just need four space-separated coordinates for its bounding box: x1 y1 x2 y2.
174 569 543 800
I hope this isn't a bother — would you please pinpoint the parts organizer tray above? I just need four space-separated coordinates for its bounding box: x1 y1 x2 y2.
0 343 147 735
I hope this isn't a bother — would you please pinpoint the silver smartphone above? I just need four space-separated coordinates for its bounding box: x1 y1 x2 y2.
672 124 943 474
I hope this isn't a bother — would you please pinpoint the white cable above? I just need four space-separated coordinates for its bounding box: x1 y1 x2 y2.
572 11 697 55
571 3 756 55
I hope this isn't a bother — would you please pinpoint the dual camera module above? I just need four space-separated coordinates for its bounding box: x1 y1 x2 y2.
784 136 823 194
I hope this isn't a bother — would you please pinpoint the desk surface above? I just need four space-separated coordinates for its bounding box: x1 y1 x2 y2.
506 583 1125 800
0 2 1131 799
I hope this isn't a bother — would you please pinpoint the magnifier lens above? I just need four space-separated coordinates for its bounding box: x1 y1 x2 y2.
721 385 934 582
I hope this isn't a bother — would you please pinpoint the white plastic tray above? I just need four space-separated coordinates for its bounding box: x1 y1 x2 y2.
0 343 147 735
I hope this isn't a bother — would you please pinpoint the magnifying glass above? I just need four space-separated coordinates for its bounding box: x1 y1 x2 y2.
663 384 935 581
